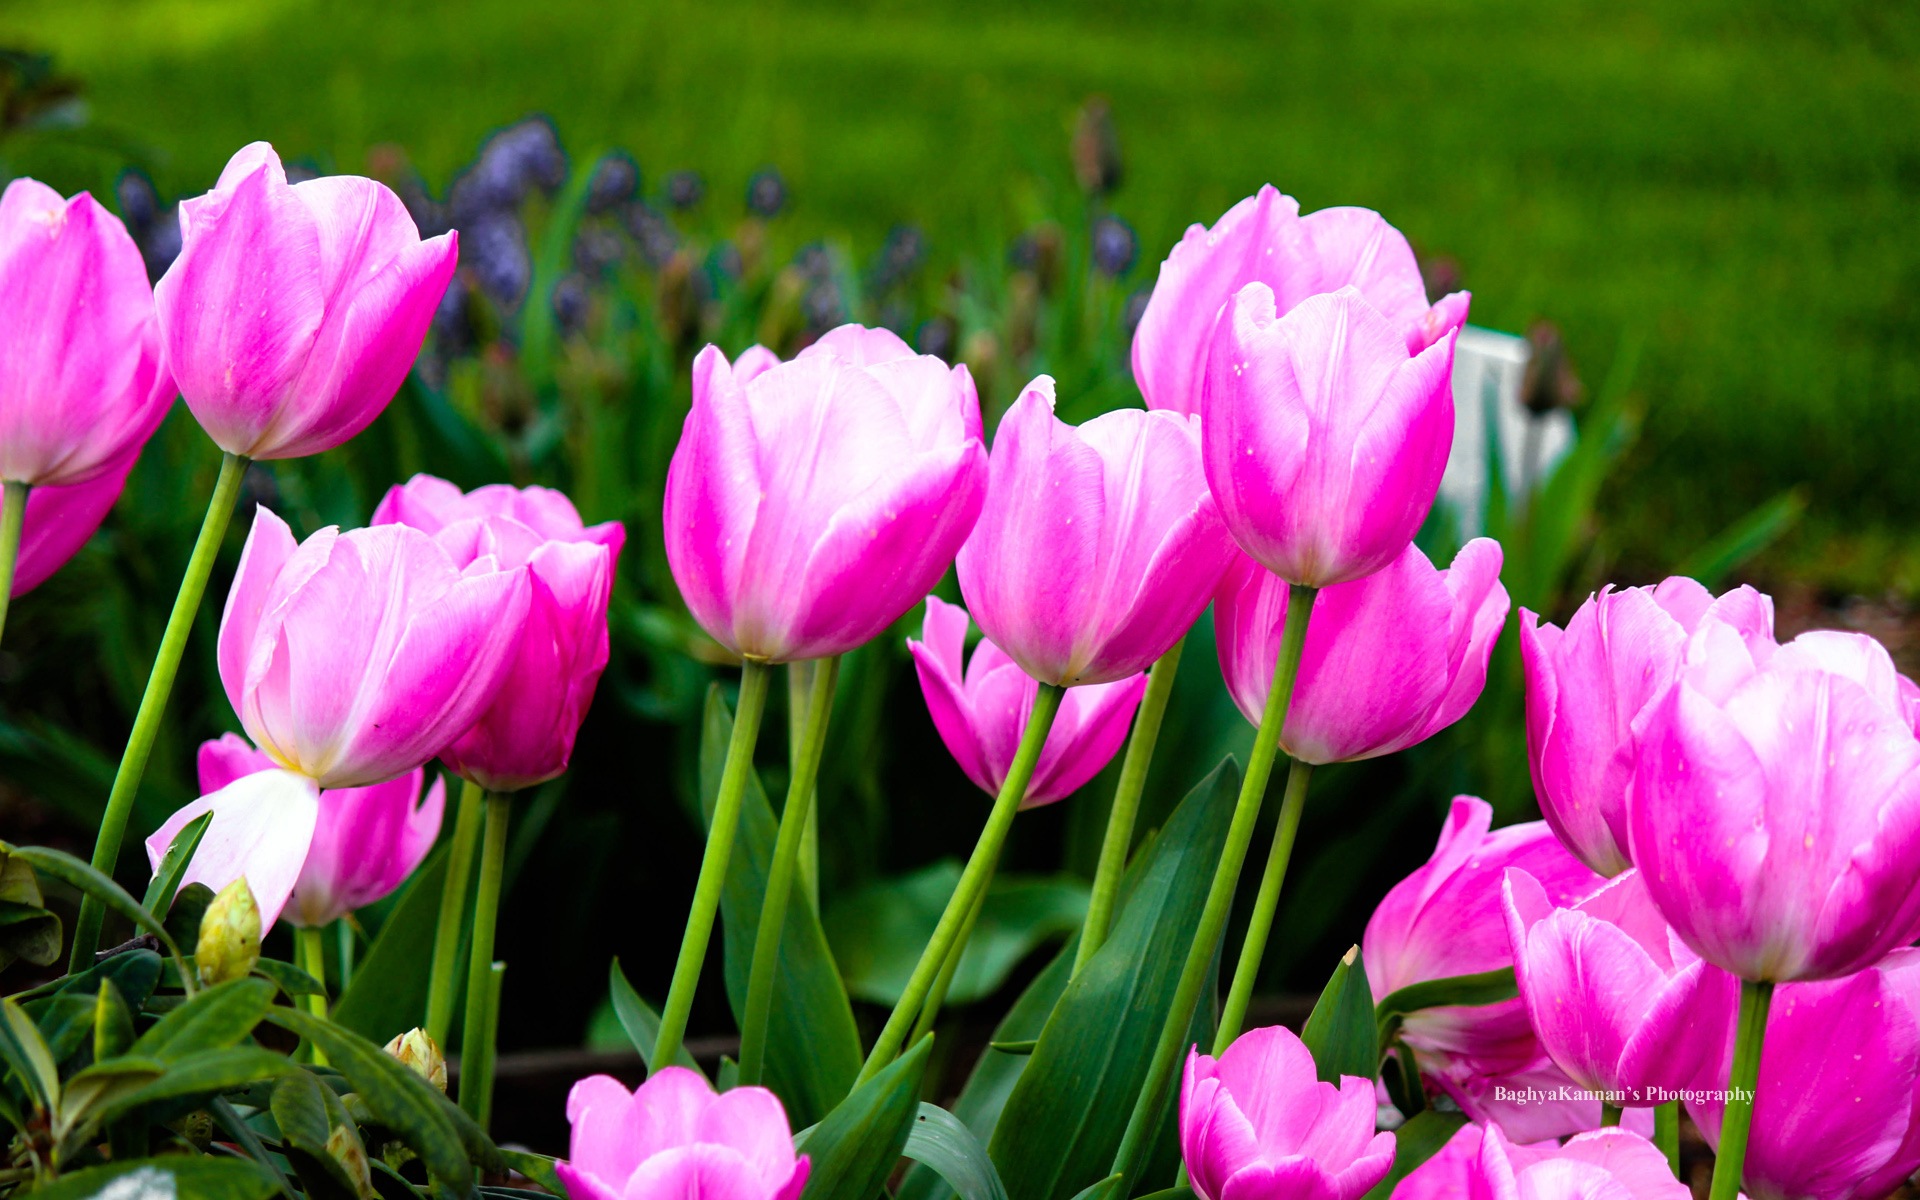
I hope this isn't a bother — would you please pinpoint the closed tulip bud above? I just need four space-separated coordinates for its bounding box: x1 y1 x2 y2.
383 1028 448 1093
558 1070 809 1200
1215 539 1508 763
0 179 173 488
1394 1124 1686 1200
664 326 987 663
10 445 137 598
1202 284 1457 587
956 377 1235 686
1522 578 1774 876
154 142 459 461
196 877 261 986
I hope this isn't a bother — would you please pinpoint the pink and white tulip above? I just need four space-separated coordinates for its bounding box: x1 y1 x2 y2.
1391 1124 1687 1200
557 1069 809 1200
154 142 458 461
1180 1025 1395 1200
1522 578 1775 876
663 325 986 663
956 377 1235 686
1214 539 1507 763
909 596 1146 808
10 446 138 598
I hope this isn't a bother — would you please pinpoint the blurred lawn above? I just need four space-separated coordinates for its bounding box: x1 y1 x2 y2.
6 0 1919 592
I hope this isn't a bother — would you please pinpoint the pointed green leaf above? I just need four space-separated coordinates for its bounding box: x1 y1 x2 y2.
986 1040 1037 1056
333 845 448 1044
1063 1175 1120 1200
8 844 189 977
798 1035 931 1200
99 1046 294 1123
1376 967 1516 1047
0 997 59 1110
128 977 274 1061
500 1148 566 1195
1135 1189 1197 1200
250 956 326 999
28 1157 280 1200
1300 946 1377 1084
608 957 698 1072
142 811 214 916
16 947 162 1010
1361 1110 1468 1200
903 1103 1009 1200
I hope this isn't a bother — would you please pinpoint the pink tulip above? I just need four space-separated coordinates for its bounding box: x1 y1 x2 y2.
1214 539 1507 763
0 179 172 487
1202 285 1457 588
1392 1124 1688 1200
1502 866 1738 1107
1363 796 1607 1142
146 734 443 929
908 596 1146 808
955 377 1235 686
1522 578 1775 876
557 1069 808 1200
373 475 623 791
10 446 138 598
663 325 986 663
1630 626 1920 982
1180 1025 1395 1200
1132 186 1470 417
1687 949 1920 1200
154 142 458 461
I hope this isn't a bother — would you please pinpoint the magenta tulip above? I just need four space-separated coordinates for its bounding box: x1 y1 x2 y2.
663 324 986 663
1202 285 1457 588
1687 950 1920 1200
374 475 623 790
1214 539 1507 763
10 446 137 598
557 1069 808 1200
154 142 458 461
956 377 1235 686
0 179 172 488
909 596 1146 808
1630 627 1920 982
1132 186 1470 417
1503 866 1738 1107
1363 796 1607 1141
1522 578 1775 876
147 734 443 929
1392 1124 1688 1200
1180 1025 1395 1200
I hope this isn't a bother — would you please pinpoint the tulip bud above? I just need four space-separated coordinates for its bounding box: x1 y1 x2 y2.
383 1028 447 1093
196 877 260 985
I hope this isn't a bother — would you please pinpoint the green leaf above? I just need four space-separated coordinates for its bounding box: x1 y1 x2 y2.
1376 967 1517 1046
986 1040 1036 1056
989 759 1241 1200
826 862 1089 1007
1300 946 1377 1085
1675 486 1807 588
7 844 189 974
32 1156 280 1199
1135 1189 1197 1200
499 1148 566 1195
798 1035 931 1200
251 956 326 999
608 957 698 1072
903 1103 1009 1200
1360 1110 1468 1200
53 1056 164 1149
142 811 214 916
97 1046 294 1123
0 996 60 1110
698 685 862 1127
128 977 275 1061
333 845 446 1045
93 978 136 1062
0 851 62 972
36 992 98 1066
1062 1175 1120 1200
210 1094 300 1200
16 947 162 1009
164 883 215 951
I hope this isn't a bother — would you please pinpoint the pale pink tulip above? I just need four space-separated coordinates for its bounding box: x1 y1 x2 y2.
557 1069 808 1200
1392 1124 1688 1200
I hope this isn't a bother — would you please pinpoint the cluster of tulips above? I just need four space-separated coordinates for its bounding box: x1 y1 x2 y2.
5 135 1918 1200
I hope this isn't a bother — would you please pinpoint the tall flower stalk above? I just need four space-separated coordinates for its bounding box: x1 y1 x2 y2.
1214 755 1313 1050
459 790 514 1125
1709 981 1773 1200
427 780 489 1046
0 481 27 646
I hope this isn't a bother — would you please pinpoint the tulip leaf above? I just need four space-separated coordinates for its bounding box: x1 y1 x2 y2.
96 1046 294 1123
142 811 214 916
798 1035 931 1200
1063 1176 1121 1200
1300 945 1377 1084
333 844 448 1044
698 685 862 1127
989 758 1242 1200
500 1148 567 1195
608 956 698 1073
1360 1110 1468 1200
26 1156 280 1200
0 998 60 1111
128 977 274 1062
1135 1189 1196 1200
250 956 326 999
1375 966 1517 1046
6 844 189 978
903 1103 1009 1200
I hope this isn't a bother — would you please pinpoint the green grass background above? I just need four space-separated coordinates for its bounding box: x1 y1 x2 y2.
6 0 1919 591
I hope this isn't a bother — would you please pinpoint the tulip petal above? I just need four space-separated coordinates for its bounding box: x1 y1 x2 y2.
143 769 320 928
218 506 301 725
197 732 274 794
909 630 996 798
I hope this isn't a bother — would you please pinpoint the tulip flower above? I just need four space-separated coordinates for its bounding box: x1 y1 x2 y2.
1215 539 1508 763
1393 1124 1689 1200
1522 578 1774 876
147 735 443 930
154 141 459 461
909 595 1147 808
1363 796 1608 1141
1201 285 1456 588
10 446 138 598
956 376 1235 687
558 1069 809 1200
1502 866 1738 1107
663 323 986 664
1132 186 1469 417
1179 1025 1395 1200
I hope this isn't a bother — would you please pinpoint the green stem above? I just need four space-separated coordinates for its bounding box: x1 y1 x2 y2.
1709 979 1773 1200
469 961 506 1131
857 683 1065 1085
738 657 840 1086
71 452 248 971
1109 584 1317 1198
296 925 330 1067
911 842 1002 1045
336 918 356 992
426 778 487 1047
789 661 822 911
652 661 774 1070
1213 757 1313 1053
1655 1100 1680 1174
1600 1102 1622 1128
458 791 512 1122
1075 637 1184 977
0 480 29 648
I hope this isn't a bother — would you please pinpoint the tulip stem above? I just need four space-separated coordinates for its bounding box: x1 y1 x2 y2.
912 842 1002 1046
738 656 840 1087
295 925 330 1066
788 660 822 911
857 683 1064 1085
0 480 29 648
1708 979 1772 1200
1075 636 1185 977
426 778 487 1047
1600 1102 1622 1127
653 661 774 1071
1109 584 1317 1199
1213 757 1313 1053
1655 1101 1680 1173
71 451 248 971
458 790 512 1125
